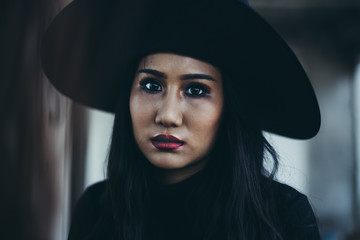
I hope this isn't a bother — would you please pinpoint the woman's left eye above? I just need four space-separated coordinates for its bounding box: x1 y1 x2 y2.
185 83 210 97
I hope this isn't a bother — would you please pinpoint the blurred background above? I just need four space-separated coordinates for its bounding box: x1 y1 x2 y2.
1 0 360 239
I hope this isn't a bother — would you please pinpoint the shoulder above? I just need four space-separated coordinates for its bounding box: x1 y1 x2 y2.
73 181 108 215
271 180 307 205
79 181 107 203
270 180 315 219
269 180 321 240
68 181 111 240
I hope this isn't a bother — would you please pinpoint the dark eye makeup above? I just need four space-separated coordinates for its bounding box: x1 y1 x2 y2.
139 77 210 98
139 78 162 93
185 82 210 97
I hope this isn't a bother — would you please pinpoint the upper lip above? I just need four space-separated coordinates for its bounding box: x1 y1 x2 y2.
151 134 184 143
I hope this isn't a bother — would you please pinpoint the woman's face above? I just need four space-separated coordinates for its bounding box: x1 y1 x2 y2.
129 53 223 183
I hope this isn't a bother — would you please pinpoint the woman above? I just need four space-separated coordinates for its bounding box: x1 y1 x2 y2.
41 0 321 239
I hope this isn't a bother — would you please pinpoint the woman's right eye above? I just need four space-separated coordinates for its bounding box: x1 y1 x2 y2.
139 78 162 93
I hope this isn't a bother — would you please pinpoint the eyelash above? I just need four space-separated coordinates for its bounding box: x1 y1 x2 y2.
139 78 210 97
185 82 210 97
139 78 161 93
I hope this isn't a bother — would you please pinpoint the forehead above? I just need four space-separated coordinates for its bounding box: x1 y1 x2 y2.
138 53 221 77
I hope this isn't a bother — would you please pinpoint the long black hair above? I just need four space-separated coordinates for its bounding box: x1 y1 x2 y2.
106 62 283 240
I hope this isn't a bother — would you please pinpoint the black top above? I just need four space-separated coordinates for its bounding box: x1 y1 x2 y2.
68 172 321 240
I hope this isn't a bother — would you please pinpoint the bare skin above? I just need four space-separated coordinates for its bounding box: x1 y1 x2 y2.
129 53 224 184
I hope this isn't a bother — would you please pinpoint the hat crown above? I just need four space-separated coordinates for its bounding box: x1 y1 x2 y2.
220 0 249 5
195 0 248 6
239 0 249 5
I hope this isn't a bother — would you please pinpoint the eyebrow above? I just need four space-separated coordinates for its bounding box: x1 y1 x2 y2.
138 69 166 78
180 74 215 81
137 68 215 81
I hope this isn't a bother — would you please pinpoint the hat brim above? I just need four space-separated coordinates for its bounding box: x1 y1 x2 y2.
41 0 320 139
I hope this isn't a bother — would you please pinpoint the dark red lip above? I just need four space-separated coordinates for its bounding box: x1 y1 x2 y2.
151 134 184 150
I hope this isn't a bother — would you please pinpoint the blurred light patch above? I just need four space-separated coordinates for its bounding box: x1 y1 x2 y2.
84 109 114 188
264 133 310 194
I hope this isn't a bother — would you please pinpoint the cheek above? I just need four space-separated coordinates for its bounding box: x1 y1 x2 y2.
129 93 156 139
187 100 223 141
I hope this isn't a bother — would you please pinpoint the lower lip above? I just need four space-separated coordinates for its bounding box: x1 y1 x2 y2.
151 141 184 151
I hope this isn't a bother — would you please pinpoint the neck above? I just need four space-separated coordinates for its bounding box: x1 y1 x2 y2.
152 158 208 184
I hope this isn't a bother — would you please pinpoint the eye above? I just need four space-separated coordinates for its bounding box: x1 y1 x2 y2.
139 78 162 93
185 83 210 97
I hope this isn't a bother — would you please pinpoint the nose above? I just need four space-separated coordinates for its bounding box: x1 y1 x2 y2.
155 91 183 128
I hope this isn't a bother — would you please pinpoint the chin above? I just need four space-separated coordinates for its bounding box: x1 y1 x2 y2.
148 157 189 170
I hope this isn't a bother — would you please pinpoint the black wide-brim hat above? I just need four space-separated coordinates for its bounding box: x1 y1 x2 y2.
41 0 321 139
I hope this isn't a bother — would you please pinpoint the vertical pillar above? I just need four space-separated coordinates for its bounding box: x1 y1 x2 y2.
353 62 360 230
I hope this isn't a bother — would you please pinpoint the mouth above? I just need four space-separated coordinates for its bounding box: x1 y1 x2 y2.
150 134 185 151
